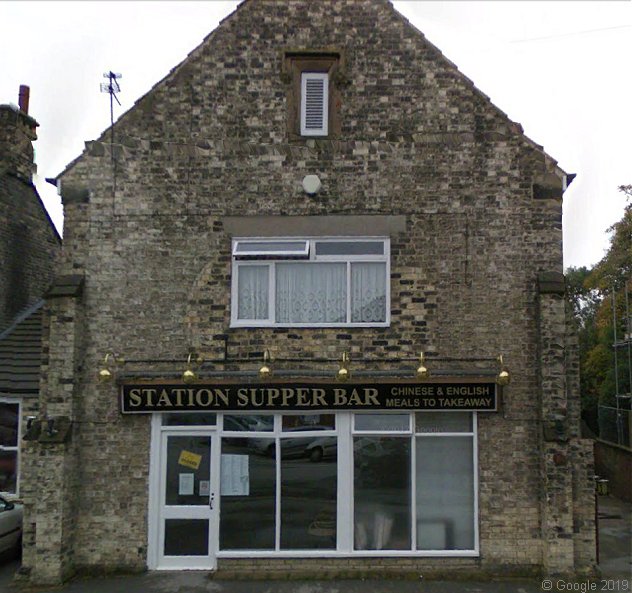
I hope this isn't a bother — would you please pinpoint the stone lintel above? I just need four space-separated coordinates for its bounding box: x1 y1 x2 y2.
223 215 407 237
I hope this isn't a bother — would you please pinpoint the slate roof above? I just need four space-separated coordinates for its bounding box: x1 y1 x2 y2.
0 174 61 244
0 300 44 396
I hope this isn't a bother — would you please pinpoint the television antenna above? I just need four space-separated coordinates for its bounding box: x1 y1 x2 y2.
100 71 122 162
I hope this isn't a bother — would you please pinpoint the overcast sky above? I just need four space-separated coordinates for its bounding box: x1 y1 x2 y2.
1 1 630 269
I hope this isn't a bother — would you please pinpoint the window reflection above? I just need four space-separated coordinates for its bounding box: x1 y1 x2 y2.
354 437 411 550
281 454 336 549
355 413 409 432
164 519 208 556
162 413 216 426
0 403 18 446
212 412 476 553
165 436 210 506
282 414 335 431
416 436 474 550
415 412 472 433
220 439 276 550
0 450 16 492
224 415 273 432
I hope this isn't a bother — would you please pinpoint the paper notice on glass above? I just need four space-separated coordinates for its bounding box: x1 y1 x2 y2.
178 450 202 470
199 480 210 497
178 473 194 496
220 454 249 496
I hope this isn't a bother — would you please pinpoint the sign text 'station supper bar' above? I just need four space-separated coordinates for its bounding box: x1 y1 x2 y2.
120 381 498 413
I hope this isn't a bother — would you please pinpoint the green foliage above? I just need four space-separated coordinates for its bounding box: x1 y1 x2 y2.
565 266 600 328
589 201 632 292
566 185 632 433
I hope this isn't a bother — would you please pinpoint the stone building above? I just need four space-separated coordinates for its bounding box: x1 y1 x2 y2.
0 87 60 497
21 0 595 585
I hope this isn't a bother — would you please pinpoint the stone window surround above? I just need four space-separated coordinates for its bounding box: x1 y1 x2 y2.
282 49 347 140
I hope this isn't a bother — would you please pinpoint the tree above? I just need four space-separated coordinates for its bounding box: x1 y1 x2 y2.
566 266 600 328
566 266 601 431
588 186 631 292
567 185 631 434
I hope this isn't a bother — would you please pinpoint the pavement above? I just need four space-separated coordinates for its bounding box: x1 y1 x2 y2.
0 495 629 593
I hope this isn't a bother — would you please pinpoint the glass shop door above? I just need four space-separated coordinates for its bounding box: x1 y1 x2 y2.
157 430 219 569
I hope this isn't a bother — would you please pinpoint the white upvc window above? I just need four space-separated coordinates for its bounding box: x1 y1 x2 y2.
231 237 390 328
301 72 329 136
0 398 20 495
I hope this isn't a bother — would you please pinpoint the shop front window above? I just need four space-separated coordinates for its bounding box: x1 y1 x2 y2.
354 436 411 550
416 436 474 550
415 412 475 550
352 411 476 553
161 411 477 556
280 451 337 549
220 439 276 550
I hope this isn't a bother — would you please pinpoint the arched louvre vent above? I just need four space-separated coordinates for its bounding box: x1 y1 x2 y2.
301 72 329 136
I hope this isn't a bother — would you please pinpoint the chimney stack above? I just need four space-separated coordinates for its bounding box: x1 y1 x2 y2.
18 85 30 114
0 85 38 182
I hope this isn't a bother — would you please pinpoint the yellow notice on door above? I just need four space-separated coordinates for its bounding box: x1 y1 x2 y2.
178 450 202 470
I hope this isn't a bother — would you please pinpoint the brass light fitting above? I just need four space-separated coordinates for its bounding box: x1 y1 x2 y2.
182 353 201 384
336 351 350 382
259 349 272 380
416 352 430 380
98 352 124 383
496 354 510 386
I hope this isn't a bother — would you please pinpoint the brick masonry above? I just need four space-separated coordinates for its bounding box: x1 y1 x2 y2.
21 0 595 584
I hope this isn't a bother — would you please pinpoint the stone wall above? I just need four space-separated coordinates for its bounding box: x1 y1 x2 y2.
0 105 60 332
595 440 632 502
23 0 593 583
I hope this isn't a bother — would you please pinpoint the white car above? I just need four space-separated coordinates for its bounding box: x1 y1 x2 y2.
0 495 22 556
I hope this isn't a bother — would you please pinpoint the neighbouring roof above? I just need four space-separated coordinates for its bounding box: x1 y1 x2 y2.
0 301 44 395
0 174 61 245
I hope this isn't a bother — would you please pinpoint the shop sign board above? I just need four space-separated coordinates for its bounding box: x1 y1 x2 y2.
120 380 498 413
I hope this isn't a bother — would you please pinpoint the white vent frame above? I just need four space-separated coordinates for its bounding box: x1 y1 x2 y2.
300 72 329 136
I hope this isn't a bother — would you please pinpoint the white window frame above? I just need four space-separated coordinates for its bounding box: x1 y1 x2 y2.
233 240 309 258
230 237 390 328
205 411 479 560
148 411 478 564
0 397 21 496
301 72 329 136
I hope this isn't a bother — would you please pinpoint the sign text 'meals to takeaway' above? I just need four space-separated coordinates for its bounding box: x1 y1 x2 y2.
120 381 497 413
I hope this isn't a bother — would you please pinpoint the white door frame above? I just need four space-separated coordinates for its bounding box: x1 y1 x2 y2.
147 415 220 570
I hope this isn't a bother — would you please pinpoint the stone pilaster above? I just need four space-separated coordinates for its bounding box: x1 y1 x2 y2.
20 275 84 585
537 272 575 575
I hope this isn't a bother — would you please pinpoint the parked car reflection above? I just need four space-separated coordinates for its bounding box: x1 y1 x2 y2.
0 495 22 558
249 426 335 460
304 436 337 462
224 415 273 432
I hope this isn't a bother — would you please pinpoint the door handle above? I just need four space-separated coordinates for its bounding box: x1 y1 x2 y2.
209 493 215 510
